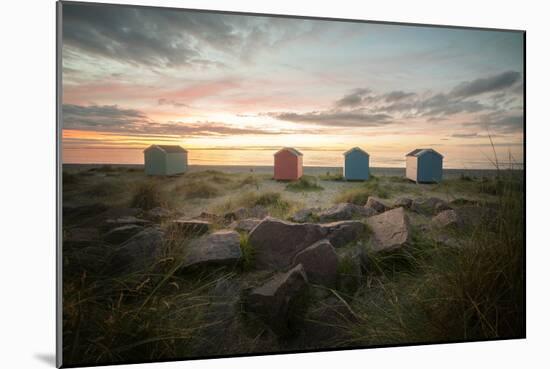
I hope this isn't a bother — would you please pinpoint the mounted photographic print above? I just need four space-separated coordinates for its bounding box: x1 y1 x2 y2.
57 1 525 367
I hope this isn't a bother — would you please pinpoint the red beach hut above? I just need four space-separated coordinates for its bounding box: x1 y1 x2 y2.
274 147 303 180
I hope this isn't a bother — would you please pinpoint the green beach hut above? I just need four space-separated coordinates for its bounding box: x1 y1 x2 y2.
343 147 370 180
144 145 188 176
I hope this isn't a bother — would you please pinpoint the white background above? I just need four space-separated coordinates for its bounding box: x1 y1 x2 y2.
0 0 547 368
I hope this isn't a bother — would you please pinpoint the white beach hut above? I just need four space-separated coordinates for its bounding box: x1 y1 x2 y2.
405 148 443 183
144 145 188 176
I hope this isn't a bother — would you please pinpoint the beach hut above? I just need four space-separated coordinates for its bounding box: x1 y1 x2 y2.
343 147 370 180
144 145 188 176
405 148 443 183
274 147 303 180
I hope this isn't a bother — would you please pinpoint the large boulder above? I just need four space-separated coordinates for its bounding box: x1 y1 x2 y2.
366 207 411 252
182 230 242 269
168 219 210 236
145 207 173 221
63 227 100 248
292 239 338 286
243 264 308 335
109 227 164 273
249 218 368 270
104 224 144 244
322 220 367 248
432 209 464 230
319 203 376 222
365 196 389 213
248 217 327 270
230 218 262 233
290 208 320 223
411 197 450 216
393 197 413 209
224 206 268 222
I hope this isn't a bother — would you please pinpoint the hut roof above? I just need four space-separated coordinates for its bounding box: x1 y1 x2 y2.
144 145 187 153
343 147 369 157
406 148 442 158
275 147 303 157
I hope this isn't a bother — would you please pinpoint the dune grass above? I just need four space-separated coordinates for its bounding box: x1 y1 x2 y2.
334 188 371 205
130 181 165 210
335 173 524 346
285 176 324 192
174 181 221 200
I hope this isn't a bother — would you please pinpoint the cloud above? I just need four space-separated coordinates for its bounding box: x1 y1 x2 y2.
62 3 313 69
63 104 300 136
463 112 524 134
384 90 416 102
450 133 480 138
157 98 189 108
450 71 521 98
268 110 392 127
334 88 372 107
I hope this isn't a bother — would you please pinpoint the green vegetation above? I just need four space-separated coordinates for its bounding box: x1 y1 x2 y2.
239 233 255 271
86 180 124 197
318 171 344 181
130 181 164 210
175 181 221 199
239 175 260 188
61 164 524 366
334 188 371 205
285 176 324 192
336 174 524 346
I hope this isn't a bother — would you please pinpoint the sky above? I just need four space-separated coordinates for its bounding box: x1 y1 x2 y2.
61 3 524 169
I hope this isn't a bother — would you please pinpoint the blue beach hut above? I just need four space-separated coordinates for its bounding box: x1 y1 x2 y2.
405 148 443 183
343 147 370 180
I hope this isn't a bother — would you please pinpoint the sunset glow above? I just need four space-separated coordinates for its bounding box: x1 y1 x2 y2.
62 4 524 169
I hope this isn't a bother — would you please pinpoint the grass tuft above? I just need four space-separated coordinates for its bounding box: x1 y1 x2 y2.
130 181 164 210
175 181 220 199
285 176 324 192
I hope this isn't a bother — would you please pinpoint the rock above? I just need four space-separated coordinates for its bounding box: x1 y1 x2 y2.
411 197 450 216
248 217 327 270
195 212 222 223
109 227 164 273
318 203 375 222
322 220 367 248
230 218 262 233
168 219 210 236
432 209 464 230
292 239 338 286
244 264 308 335
182 230 242 269
366 207 411 252
393 197 413 209
290 208 320 223
365 196 389 213
450 198 480 206
224 206 268 222
145 207 173 221
63 227 100 248
104 224 144 244
336 248 362 293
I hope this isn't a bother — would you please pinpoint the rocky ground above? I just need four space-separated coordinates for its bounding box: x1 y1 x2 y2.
61 165 523 366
